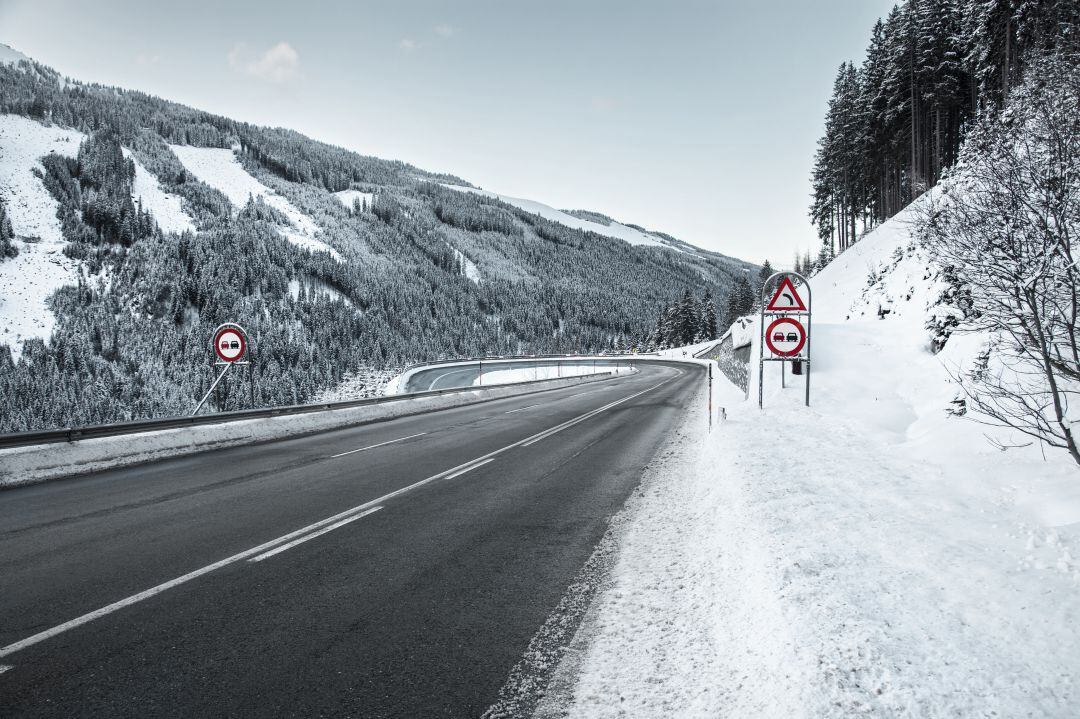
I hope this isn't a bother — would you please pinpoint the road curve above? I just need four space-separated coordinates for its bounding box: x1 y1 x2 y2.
403 358 634 393
0 362 703 718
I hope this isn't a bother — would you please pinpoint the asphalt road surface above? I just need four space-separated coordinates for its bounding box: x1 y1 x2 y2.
0 362 702 718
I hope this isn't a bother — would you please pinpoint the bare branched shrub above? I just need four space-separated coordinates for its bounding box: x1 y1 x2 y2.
919 52 1080 467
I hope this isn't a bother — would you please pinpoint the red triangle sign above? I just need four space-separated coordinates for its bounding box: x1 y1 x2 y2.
766 276 807 312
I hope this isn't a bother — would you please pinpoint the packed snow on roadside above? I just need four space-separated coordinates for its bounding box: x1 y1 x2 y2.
543 194 1080 717
441 184 682 251
0 114 86 358
123 149 195 235
652 339 719 359
169 145 342 261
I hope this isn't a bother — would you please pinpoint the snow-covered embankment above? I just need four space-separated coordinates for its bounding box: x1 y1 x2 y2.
538 196 1080 717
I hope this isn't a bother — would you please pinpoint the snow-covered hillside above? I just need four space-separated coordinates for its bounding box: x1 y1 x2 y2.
170 145 342 261
544 197 1080 717
124 149 195 236
0 43 31 67
441 184 694 253
332 188 374 212
0 115 85 358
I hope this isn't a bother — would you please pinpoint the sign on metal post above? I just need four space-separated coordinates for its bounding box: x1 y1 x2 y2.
193 323 251 416
213 324 248 364
758 272 811 408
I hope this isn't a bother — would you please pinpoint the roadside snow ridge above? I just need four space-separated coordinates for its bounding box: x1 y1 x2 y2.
170 145 342 261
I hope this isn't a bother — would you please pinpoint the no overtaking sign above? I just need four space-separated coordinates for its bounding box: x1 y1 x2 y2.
759 272 811 407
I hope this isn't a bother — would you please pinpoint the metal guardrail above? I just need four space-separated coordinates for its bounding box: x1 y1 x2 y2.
395 351 655 375
0 371 619 451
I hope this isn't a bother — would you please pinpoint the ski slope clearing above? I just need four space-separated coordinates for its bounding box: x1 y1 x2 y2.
445 242 481 284
332 188 374 212
169 145 342 261
0 114 85 358
123 150 195 235
547 196 1080 717
441 184 688 252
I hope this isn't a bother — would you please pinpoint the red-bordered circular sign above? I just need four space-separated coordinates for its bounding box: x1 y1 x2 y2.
213 324 248 363
764 317 806 358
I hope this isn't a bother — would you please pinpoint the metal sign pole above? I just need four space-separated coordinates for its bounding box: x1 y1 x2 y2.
757 300 765 409
708 363 713 431
192 362 232 416
805 291 812 407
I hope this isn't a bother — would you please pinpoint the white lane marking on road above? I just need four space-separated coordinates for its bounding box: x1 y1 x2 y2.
443 457 494 480
520 379 670 447
330 432 427 459
0 371 677 661
0 665 12 674
504 404 540 414
248 507 382 563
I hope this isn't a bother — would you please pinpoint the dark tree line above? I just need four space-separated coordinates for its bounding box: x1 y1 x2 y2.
810 0 1080 257
646 289 720 350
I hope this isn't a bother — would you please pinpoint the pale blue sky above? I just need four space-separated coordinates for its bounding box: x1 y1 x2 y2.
0 0 895 263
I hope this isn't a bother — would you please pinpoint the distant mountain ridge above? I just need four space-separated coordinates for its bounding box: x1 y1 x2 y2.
0 42 755 432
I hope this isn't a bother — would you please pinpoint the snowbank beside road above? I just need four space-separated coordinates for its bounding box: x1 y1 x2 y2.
542 196 1080 716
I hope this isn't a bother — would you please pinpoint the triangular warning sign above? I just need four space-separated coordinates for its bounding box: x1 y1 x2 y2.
766 276 807 312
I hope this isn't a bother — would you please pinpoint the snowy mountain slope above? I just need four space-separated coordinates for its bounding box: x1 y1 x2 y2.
124 149 195 236
445 242 481 284
441 183 694 253
0 114 85 357
169 145 342 261
0 50 755 431
332 188 374 211
549 198 1080 717
0 43 31 67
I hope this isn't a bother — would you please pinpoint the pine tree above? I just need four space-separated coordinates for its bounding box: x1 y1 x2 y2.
701 289 718 340
0 197 17 259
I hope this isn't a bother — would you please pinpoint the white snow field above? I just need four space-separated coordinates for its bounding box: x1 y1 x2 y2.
445 241 481 283
332 188 374 212
169 145 342 261
0 114 85 358
546 195 1080 717
441 184 683 251
123 150 195 235
0 43 32 66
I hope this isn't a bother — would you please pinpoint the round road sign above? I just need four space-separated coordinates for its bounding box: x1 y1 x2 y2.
213 324 248 363
764 317 806 358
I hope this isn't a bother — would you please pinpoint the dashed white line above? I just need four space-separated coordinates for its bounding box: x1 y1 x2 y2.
248 507 383 563
0 665 12 674
330 432 427 458
504 404 540 414
443 458 494 480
